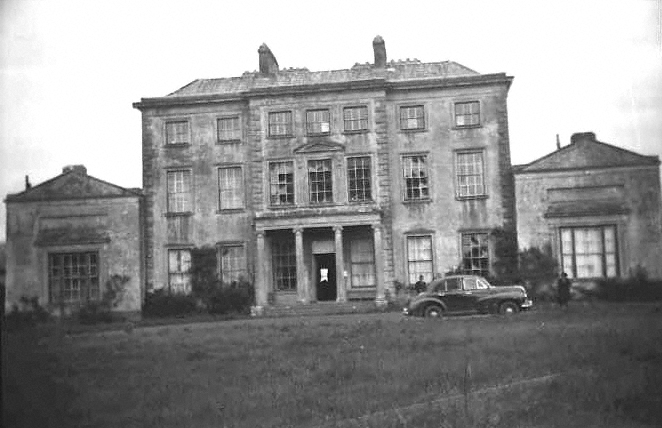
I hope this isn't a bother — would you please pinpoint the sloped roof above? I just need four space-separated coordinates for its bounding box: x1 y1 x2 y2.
5 166 141 203
166 60 481 98
514 132 660 174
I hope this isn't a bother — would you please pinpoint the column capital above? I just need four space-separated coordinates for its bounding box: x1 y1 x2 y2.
371 223 383 231
332 225 343 233
256 230 265 239
292 226 304 235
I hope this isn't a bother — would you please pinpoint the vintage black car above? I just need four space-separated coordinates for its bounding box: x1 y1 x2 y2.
402 275 532 317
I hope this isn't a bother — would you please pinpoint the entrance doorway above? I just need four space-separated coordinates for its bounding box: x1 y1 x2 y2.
315 253 336 301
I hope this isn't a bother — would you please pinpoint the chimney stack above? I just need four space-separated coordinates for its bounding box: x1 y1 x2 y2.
556 134 561 150
25 175 31 190
373 35 387 68
570 132 596 145
63 165 87 175
258 43 279 74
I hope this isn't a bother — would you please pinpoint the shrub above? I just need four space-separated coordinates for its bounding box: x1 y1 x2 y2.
596 268 662 301
77 274 130 324
4 296 50 330
206 280 255 315
143 289 198 317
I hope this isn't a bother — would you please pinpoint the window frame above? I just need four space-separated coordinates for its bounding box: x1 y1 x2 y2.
402 154 430 202
164 119 191 146
346 156 373 203
268 110 294 138
268 160 295 207
167 248 192 294
454 101 481 128
343 105 369 133
166 169 193 214
306 109 331 136
399 105 426 131
455 150 487 199
560 225 619 279
461 232 490 277
217 243 247 285
406 235 434 286
272 237 297 292
350 239 376 288
308 158 334 204
216 115 242 143
217 166 245 211
48 251 100 305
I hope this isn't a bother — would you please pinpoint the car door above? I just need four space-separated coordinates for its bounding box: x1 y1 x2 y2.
439 277 465 312
458 276 483 313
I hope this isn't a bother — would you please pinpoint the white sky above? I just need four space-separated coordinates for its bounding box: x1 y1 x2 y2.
1 0 661 241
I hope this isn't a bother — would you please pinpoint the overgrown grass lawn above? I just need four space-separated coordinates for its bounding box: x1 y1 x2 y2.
4 303 662 427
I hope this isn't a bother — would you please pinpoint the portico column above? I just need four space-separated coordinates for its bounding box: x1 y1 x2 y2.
255 231 268 307
293 227 307 303
334 225 346 302
373 223 387 306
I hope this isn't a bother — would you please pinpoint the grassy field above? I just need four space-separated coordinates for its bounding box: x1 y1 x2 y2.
3 303 662 428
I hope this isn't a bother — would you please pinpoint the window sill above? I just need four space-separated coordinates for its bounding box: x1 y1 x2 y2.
164 211 193 218
309 202 336 207
349 199 374 204
268 135 294 140
216 140 242 145
453 124 482 130
399 128 427 133
164 143 191 148
268 204 296 210
402 199 433 205
216 208 246 214
456 195 488 201
306 132 331 137
343 129 369 135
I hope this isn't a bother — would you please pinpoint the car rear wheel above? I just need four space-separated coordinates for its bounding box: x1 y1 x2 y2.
499 301 520 315
423 304 444 318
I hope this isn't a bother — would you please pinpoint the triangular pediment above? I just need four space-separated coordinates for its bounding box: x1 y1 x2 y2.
6 169 140 202
293 140 345 154
517 137 659 173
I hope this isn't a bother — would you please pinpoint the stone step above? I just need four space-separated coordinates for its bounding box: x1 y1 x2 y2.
259 301 381 318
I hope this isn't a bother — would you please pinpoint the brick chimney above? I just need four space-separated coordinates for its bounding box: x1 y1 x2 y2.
373 35 387 68
63 165 87 175
570 132 596 145
258 43 279 74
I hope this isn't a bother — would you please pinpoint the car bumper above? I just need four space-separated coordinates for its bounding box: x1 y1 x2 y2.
521 299 533 310
402 307 411 316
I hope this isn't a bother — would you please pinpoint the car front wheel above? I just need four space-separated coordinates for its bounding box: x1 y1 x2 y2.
499 301 520 315
423 304 444 318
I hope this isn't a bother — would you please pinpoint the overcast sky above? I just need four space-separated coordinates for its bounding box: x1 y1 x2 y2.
1 0 661 241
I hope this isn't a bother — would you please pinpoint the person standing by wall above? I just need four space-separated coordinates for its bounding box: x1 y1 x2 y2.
414 275 427 294
557 272 571 309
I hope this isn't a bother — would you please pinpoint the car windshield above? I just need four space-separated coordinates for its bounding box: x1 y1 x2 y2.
476 278 491 289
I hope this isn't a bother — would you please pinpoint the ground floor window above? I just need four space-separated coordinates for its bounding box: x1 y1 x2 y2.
48 252 99 304
461 232 489 277
272 239 296 291
168 249 192 294
560 226 618 279
218 244 247 284
407 235 433 285
350 239 375 288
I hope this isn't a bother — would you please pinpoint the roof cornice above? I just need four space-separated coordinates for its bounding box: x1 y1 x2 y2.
133 73 513 110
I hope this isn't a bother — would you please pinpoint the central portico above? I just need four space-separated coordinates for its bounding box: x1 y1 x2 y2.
254 207 386 307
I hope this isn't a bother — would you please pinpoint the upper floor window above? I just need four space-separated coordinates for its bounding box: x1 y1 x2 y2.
456 151 486 198
455 101 480 127
218 167 244 210
269 111 293 137
344 106 368 132
217 116 241 142
167 170 192 213
407 235 433 286
400 105 425 131
461 232 489 277
402 155 429 201
218 244 247 284
269 161 294 206
561 226 618 279
347 156 372 202
306 109 331 136
308 159 333 204
165 120 189 145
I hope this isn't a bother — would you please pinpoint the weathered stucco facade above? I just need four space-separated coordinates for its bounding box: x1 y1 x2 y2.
515 132 662 280
133 37 515 307
4 166 143 313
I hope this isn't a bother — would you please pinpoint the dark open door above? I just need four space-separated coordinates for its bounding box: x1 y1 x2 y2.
315 253 336 301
